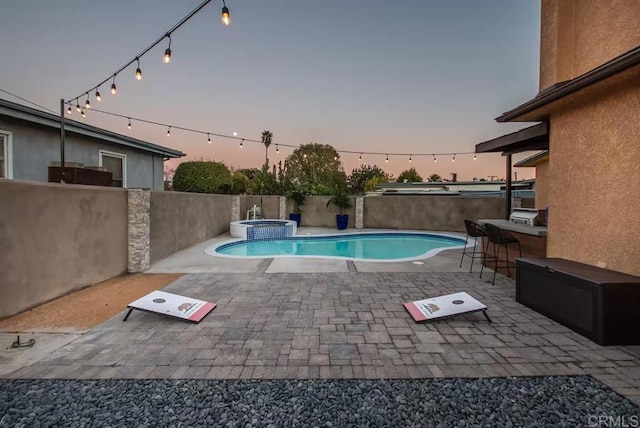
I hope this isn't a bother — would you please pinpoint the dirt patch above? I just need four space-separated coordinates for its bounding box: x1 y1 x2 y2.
0 274 183 332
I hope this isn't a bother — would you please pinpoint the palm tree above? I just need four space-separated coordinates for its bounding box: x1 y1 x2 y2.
261 130 273 168
260 130 273 214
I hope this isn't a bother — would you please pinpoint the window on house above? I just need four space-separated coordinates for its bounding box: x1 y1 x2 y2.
99 150 127 187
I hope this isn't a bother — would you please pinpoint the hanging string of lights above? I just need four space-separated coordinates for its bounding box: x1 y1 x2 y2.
65 0 230 114
71 106 481 162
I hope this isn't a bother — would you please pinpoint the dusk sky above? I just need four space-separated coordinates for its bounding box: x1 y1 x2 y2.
1 0 541 181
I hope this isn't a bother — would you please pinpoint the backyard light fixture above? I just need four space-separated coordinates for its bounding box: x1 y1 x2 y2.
409 155 412 163
85 93 91 109
135 58 142 80
433 155 437 163
111 75 117 95
240 139 244 148
386 154 389 163
474 154 477 160
164 35 172 64
67 105 72 115
221 1 230 26
81 109 86 118
452 154 456 162
76 101 81 113
95 89 101 101
276 145 279 153
359 153 362 162
208 134 211 144
167 126 171 137
127 118 132 129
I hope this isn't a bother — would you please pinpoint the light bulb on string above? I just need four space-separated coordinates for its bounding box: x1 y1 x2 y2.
164 34 172 64
409 155 412 163
221 0 230 26
75 101 81 113
334 156 338 161
85 93 91 109
433 155 437 163
359 153 362 162
111 75 117 95
81 110 86 118
240 139 244 149
166 126 171 137
135 58 142 80
66 105 72 115
452 154 456 162
95 89 101 102
207 134 211 144
127 118 132 130
385 154 389 163
276 145 279 153
303 153 307 159
473 154 477 160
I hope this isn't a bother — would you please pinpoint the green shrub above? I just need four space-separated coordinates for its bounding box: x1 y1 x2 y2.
230 171 250 194
172 161 232 194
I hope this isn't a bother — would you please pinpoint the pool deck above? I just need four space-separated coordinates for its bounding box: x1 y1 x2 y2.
2 228 639 407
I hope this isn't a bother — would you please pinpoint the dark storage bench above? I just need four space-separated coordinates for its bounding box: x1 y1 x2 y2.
516 258 640 346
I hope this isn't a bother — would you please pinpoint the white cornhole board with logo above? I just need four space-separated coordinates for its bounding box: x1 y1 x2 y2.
404 292 491 323
123 290 216 323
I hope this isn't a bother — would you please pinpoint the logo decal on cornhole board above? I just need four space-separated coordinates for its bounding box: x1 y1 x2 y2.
404 292 487 323
126 290 216 323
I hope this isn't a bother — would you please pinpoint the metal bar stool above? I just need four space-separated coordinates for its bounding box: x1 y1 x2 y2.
459 220 488 273
480 223 522 285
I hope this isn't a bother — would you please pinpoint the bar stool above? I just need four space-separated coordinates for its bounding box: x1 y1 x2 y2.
480 223 522 285
459 220 488 273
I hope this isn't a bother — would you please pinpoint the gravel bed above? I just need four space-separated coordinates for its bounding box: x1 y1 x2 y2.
1 376 637 427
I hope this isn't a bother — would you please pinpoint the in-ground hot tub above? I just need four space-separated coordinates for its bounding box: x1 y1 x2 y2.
230 219 298 240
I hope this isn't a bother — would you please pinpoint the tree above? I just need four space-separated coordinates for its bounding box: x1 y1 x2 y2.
348 165 393 194
428 173 442 182
396 168 423 183
172 161 232 194
247 165 280 195
261 130 273 168
282 143 346 195
230 170 249 194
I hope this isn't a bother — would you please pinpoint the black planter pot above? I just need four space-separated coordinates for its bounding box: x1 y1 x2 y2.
336 214 349 230
289 213 301 227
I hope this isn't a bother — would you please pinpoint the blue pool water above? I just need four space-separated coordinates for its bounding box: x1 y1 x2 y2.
214 233 467 261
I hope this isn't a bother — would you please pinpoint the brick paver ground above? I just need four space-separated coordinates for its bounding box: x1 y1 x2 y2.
4 271 640 405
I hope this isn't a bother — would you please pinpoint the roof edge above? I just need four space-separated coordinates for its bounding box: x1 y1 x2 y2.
496 45 640 123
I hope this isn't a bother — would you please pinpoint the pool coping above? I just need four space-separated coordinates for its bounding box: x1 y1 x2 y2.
205 231 477 263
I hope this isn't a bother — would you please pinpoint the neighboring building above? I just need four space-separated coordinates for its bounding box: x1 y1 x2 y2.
514 151 549 208
0 98 185 189
376 180 535 197
492 1 640 276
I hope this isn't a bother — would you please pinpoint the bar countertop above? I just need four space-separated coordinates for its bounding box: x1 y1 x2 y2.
477 219 547 237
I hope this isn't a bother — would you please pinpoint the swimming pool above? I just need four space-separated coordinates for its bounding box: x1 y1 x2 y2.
207 232 471 262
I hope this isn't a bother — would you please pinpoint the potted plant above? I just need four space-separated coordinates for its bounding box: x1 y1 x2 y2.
326 191 352 230
287 190 306 226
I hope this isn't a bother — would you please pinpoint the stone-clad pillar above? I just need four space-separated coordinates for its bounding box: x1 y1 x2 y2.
231 196 241 221
128 189 151 273
355 197 364 229
279 196 286 220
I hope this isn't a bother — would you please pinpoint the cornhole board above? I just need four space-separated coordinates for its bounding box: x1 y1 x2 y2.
404 292 491 323
123 290 216 323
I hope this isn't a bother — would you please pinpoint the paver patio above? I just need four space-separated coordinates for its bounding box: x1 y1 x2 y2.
4 269 639 405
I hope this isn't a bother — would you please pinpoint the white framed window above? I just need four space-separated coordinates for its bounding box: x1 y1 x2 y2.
0 130 13 179
99 150 127 188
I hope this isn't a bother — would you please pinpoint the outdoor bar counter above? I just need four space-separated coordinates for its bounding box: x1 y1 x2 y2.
477 219 547 276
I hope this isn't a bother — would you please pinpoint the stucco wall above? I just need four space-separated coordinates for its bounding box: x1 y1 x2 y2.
240 195 281 220
150 191 232 262
0 179 127 318
534 159 550 209
547 80 640 276
539 0 640 91
363 196 505 232
0 116 165 189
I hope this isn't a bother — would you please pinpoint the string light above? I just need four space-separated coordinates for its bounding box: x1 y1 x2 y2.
81 110 86 118
95 89 102 102
221 0 230 26
452 154 456 162
110 75 117 95
409 154 412 163
164 34 172 64
207 133 211 144
334 156 338 161
474 154 477 160
135 57 142 80
67 105 72 115
70 105 484 161
85 93 91 109
127 118 132 129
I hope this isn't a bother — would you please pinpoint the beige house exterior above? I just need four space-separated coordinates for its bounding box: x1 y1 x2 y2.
498 0 640 276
